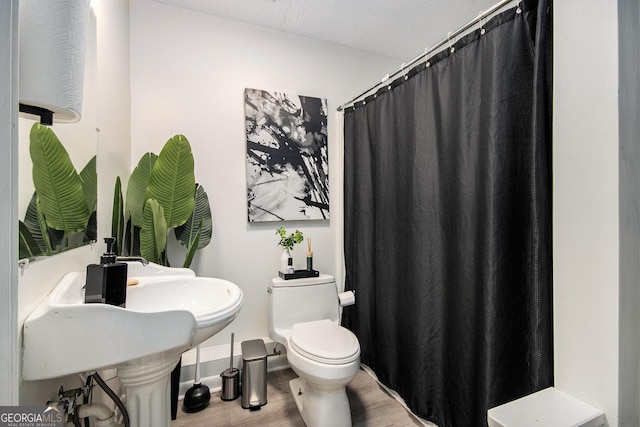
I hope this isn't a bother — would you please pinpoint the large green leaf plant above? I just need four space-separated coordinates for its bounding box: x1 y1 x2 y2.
112 134 213 268
19 123 96 259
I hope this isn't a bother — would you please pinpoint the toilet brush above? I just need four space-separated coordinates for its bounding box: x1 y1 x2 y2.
220 333 240 401
182 345 211 413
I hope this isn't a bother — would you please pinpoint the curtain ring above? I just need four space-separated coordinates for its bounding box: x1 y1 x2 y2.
516 0 522 14
447 31 455 53
401 62 409 80
479 10 486 35
424 48 431 68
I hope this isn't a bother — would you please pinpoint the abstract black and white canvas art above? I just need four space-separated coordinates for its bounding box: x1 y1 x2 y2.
245 88 329 222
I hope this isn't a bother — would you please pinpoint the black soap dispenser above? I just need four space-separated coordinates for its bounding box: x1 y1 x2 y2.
85 237 128 307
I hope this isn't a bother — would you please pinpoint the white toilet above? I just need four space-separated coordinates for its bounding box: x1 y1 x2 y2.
269 274 361 427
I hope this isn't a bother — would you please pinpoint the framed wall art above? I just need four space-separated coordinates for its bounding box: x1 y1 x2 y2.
245 88 329 222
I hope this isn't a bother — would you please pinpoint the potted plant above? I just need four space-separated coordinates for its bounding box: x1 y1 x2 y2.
276 227 303 273
111 134 213 268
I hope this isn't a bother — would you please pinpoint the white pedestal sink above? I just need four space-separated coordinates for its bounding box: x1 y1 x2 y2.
22 263 243 427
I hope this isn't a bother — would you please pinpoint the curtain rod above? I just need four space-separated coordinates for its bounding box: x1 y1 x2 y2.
337 0 519 111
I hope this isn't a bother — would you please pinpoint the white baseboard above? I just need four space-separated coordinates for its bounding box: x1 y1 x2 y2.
178 337 289 398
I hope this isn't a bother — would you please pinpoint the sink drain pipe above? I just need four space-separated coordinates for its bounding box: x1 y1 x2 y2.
91 372 130 427
75 403 122 427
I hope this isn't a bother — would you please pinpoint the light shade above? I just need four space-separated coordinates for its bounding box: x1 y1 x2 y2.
19 0 90 123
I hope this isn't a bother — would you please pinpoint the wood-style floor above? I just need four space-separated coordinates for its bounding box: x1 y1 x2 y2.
172 368 425 427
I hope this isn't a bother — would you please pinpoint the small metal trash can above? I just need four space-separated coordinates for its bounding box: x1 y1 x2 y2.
241 339 267 409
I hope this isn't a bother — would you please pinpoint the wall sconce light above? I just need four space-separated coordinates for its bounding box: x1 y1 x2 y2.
18 0 90 125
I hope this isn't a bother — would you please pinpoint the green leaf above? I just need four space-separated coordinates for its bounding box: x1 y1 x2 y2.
124 218 141 257
79 155 97 212
36 197 55 253
18 221 42 259
181 220 201 269
111 176 125 255
29 123 90 233
37 196 64 252
84 211 97 244
146 135 195 229
23 192 64 254
23 192 47 253
126 153 157 227
174 183 213 250
140 198 167 265
276 227 304 250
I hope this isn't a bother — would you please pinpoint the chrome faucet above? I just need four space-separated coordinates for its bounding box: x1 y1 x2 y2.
116 256 149 266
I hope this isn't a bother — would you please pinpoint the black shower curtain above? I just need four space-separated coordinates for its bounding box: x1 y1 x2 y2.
343 1 552 426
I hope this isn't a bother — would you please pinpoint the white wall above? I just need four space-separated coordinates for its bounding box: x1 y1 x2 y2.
94 0 132 242
553 0 620 425
128 0 398 354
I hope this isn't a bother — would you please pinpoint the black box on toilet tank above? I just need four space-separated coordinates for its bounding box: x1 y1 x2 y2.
85 261 128 307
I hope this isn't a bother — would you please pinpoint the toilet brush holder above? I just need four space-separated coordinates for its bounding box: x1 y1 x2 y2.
221 368 240 401
221 332 240 401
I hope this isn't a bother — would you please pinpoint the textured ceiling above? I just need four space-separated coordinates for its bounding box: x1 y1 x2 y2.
153 0 510 60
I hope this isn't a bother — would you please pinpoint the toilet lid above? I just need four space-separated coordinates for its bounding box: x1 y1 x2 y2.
290 319 360 365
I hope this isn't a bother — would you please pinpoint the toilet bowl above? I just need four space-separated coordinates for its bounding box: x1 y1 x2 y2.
269 275 361 427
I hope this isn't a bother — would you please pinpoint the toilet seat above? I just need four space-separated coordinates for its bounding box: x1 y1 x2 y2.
290 319 360 365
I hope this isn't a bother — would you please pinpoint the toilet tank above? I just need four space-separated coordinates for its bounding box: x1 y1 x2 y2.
268 274 339 344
